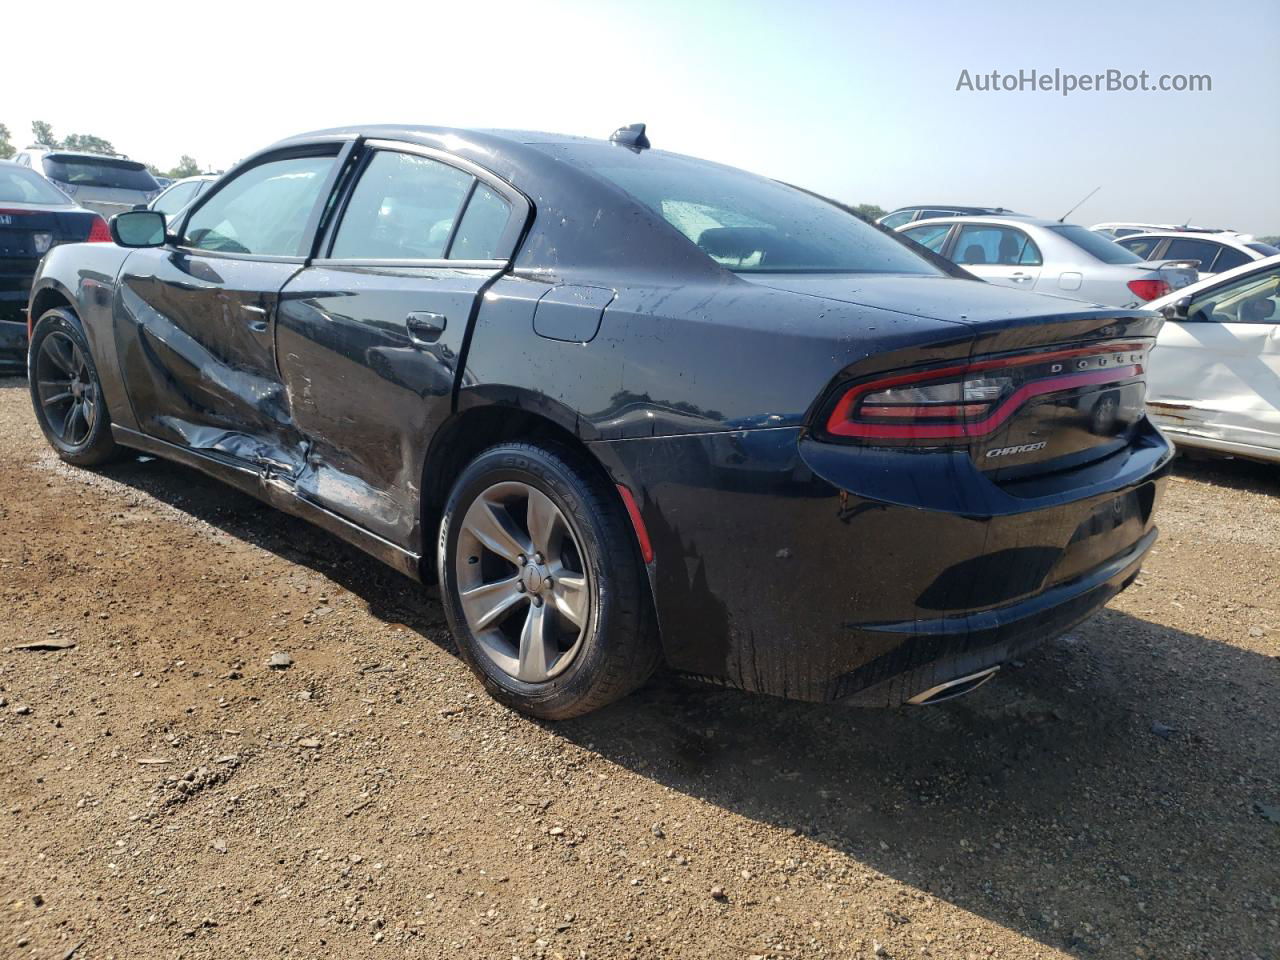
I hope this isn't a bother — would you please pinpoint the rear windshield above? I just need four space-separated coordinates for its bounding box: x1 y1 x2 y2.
0 165 71 205
550 144 939 275
42 155 158 192
1050 224 1144 264
1247 242 1280 257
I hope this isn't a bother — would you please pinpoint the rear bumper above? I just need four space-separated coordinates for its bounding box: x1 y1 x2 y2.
591 420 1172 703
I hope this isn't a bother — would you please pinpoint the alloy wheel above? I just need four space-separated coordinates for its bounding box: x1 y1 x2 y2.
455 481 591 683
35 331 98 447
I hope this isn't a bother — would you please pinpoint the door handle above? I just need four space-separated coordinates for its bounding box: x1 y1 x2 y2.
1010 272 1032 283
406 311 446 344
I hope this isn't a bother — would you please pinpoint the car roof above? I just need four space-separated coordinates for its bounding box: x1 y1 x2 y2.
35 149 137 162
1116 230 1251 246
901 215 1062 229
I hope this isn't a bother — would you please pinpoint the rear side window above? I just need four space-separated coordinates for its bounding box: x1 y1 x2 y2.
1049 225 1143 264
332 151 473 260
0 165 71 204
554 144 940 275
42 155 158 192
953 224 1042 266
1117 236 1162 259
450 184 511 260
901 223 951 253
184 155 335 257
878 210 915 229
1211 246 1251 273
1163 238 1223 270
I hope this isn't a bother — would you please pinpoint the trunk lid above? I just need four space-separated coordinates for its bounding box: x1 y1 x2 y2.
766 274 1163 478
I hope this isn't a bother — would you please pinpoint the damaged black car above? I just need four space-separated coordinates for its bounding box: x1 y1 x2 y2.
26 124 1172 718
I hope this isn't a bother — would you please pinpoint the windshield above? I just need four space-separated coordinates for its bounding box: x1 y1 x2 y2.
1050 224 1144 264
42 155 159 192
550 144 940 275
0 165 72 205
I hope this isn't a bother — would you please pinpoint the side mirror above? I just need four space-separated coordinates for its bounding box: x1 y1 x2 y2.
1161 296 1191 322
110 210 167 248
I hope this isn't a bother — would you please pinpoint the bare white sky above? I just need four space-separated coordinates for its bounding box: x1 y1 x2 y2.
7 0 1279 233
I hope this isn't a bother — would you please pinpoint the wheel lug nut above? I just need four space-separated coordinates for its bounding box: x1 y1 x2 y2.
518 554 527 566
534 553 544 564
544 576 553 588
533 596 543 607
516 583 526 593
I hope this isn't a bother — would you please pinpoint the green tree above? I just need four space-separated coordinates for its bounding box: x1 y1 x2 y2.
62 133 117 156
168 155 200 179
31 120 57 147
851 203 887 222
0 124 13 160
1259 235 1280 247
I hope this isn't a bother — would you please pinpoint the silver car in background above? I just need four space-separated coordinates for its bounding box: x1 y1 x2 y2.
899 216 1198 308
12 146 161 220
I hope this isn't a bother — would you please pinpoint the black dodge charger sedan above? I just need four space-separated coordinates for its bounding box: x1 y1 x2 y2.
26 124 1171 718
1 160 110 369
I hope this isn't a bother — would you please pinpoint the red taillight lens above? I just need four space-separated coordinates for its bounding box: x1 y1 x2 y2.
86 216 111 243
1127 279 1170 302
824 343 1149 441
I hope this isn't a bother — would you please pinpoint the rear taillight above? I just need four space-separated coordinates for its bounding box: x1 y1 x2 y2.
1127 279 1170 302
86 216 111 243
824 343 1149 441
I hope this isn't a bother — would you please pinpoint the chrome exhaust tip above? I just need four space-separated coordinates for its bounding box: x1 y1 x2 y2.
906 666 1000 706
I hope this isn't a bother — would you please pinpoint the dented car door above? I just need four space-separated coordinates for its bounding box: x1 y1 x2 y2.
114 148 343 473
275 143 529 550
1148 263 1280 455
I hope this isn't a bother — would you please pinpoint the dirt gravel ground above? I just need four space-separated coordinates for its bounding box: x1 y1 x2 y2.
0 375 1276 960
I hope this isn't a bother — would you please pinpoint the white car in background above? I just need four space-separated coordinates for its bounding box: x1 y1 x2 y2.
898 216 1198 308
1090 221 1238 239
1114 231 1278 281
1145 254 1280 464
148 174 218 225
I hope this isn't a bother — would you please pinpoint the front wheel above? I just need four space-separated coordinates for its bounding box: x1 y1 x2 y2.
438 442 659 719
28 308 121 466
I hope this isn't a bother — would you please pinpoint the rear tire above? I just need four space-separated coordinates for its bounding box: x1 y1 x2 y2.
28 308 122 467
438 442 659 720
